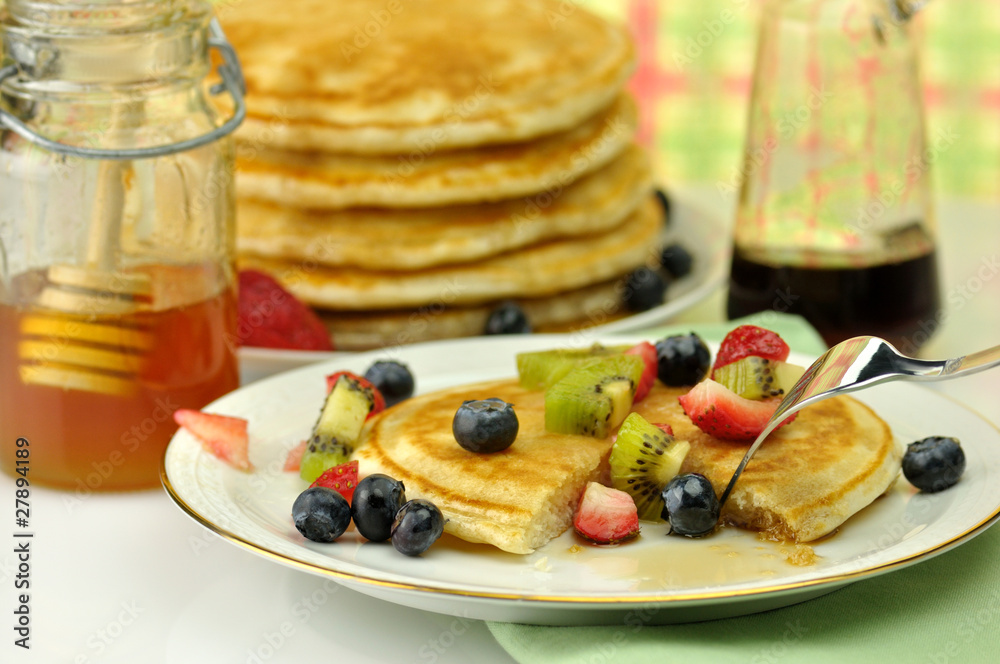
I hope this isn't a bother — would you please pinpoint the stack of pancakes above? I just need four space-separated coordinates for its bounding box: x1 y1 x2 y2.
223 0 664 350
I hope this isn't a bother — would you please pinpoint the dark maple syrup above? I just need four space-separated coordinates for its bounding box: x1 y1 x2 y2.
727 248 941 352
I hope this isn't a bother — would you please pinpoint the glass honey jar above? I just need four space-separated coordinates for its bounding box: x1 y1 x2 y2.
0 0 246 490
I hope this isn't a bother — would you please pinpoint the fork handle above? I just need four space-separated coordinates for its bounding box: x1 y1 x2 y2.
938 343 1000 379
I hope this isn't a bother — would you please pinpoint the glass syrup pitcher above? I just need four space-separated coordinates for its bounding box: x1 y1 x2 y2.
727 0 941 352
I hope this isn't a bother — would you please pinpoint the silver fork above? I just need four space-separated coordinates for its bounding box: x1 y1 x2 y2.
718 336 1000 507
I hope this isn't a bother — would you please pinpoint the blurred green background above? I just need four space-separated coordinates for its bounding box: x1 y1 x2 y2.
586 0 999 201
5 0 994 200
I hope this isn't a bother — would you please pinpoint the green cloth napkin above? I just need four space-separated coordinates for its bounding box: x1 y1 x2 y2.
487 313 1000 663
488 523 1000 663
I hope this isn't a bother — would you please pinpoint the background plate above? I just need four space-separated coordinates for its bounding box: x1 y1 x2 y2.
238 193 729 384
165 335 1000 625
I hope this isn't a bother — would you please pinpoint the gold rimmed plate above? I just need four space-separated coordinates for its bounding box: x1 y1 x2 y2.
163 335 1000 625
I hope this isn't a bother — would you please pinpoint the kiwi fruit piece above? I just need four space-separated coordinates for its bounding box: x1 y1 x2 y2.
712 356 805 400
517 344 630 390
610 413 691 521
544 355 643 438
300 375 374 482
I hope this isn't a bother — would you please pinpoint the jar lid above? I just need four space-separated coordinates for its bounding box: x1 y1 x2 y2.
0 10 246 159
4 1 191 33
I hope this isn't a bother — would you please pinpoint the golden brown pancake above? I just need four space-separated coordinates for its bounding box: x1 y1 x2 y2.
317 277 634 351
237 195 663 311
355 380 900 553
633 386 901 542
356 379 614 554
234 95 637 210
236 144 652 271
221 0 636 154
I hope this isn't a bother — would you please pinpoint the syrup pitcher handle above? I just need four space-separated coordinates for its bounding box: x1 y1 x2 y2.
871 1 931 41
887 0 931 22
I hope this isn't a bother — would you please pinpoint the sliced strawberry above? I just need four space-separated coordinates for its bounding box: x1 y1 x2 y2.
173 409 253 471
573 482 640 544
712 325 790 374
624 341 657 402
283 440 307 472
237 269 334 351
653 423 674 437
678 379 796 442
325 371 386 419
309 460 359 503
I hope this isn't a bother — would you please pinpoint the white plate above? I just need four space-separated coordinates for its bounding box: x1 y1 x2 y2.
237 194 729 384
163 335 1000 625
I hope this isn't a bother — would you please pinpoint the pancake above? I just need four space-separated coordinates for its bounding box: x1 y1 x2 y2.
318 277 634 351
356 380 900 553
236 144 652 271
234 94 637 210
238 194 663 311
633 387 902 542
356 379 614 554
222 0 636 154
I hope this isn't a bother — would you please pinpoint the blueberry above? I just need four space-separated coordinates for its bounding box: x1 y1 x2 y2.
292 486 352 543
622 267 668 312
655 333 711 386
659 243 694 279
351 474 406 542
391 499 445 556
654 187 672 226
364 360 415 408
484 300 531 335
453 398 518 453
902 436 966 493
661 473 719 537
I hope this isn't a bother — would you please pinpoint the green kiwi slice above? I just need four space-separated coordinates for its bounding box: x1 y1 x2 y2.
610 412 691 521
516 344 630 390
712 356 805 400
543 355 643 438
300 376 373 482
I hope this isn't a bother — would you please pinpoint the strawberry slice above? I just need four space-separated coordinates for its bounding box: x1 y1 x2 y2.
283 440 307 472
712 325 790 375
237 269 334 351
325 371 386 419
173 409 253 471
624 341 657 402
678 379 796 442
653 423 674 437
573 482 641 544
309 460 359 503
